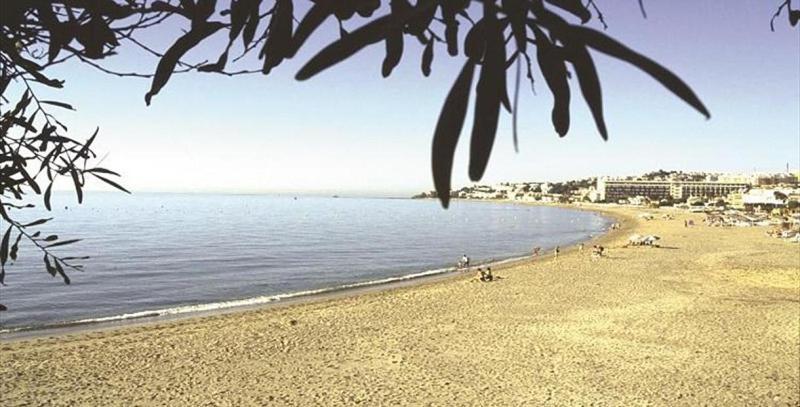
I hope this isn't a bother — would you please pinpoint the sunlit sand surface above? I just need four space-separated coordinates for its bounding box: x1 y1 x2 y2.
3 205 798 406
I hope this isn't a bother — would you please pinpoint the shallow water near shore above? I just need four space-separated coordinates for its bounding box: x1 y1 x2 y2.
0 193 610 332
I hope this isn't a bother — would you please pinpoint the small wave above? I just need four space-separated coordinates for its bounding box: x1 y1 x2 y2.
0 264 466 334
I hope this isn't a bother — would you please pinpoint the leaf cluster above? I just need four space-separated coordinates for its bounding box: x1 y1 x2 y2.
0 85 127 311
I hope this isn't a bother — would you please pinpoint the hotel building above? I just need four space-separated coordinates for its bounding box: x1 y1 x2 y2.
597 177 751 203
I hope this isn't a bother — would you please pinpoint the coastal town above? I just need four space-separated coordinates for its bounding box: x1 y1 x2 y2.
414 169 800 240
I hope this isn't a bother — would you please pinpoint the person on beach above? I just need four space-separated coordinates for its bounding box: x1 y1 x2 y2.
533 247 541 257
476 267 494 282
578 243 584 252
554 246 560 259
459 254 470 269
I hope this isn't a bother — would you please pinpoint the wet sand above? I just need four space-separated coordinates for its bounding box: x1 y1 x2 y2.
2 205 798 406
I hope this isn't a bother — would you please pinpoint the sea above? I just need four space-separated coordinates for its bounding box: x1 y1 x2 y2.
0 193 611 332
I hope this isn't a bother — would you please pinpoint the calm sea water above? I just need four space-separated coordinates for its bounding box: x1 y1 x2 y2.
0 193 610 331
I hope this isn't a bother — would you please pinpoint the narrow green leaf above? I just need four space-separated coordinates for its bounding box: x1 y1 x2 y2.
44 254 56 277
85 168 121 177
0 226 11 266
22 218 52 227
46 239 81 248
296 15 393 80
9 232 22 261
70 168 83 203
432 60 476 208
44 182 53 211
54 260 70 284
39 100 75 110
92 173 131 194
468 21 504 181
571 26 710 119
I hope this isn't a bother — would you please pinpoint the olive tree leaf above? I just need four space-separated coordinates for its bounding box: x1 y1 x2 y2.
296 15 393 80
468 21 505 181
54 260 70 284
241 0 262 48
571 26 710 119
289 1 332 58
532 6 606 139
558 40 606 140
296 2 434 80
9 232 23 261
70 167 83 203
145 22 225 105
533 26 571 136
85 167 121 176
421 39 434 77
259 0 294 75
381 31 403 77
22 218 52 227
0 225 11 267
91 173 131 194
228 0 248 42
47 239 82 248
39 100 75 110
432 60 476 208
544 0 591 23
44 182 53 210
43 254 56 277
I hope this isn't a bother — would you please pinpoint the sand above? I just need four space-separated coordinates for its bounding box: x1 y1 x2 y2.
2 205 799 406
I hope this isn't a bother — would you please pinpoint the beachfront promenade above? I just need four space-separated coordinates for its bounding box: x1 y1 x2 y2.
2 206 798 405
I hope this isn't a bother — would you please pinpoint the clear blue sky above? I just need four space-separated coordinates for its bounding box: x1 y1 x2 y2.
40 1 799 196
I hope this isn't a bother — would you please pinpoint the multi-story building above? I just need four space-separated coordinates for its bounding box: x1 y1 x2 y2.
596 178 672 202
669 181 751 200
597 177 750 203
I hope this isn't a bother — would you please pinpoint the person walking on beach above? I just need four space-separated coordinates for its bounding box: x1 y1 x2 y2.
578 243 584 252
554 246 560 259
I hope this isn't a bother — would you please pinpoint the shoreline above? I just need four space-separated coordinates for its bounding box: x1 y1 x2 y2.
4 204 797 405
1 202 626 342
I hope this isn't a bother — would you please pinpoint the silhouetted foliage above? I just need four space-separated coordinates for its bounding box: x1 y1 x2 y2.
0 88 128 310
1 1 795 304
771 0 800 31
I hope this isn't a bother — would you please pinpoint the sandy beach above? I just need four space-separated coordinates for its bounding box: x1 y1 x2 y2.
2 205 798 406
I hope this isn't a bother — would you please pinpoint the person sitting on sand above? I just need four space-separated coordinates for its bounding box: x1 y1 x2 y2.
483 267 494 282
476 267 484 281
532 246 541 257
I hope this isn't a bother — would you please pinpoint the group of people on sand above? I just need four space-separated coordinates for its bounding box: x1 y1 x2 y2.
475 267 494 282
579 243 605 258
457 254 498 282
